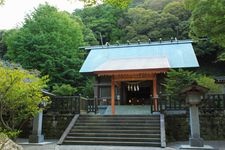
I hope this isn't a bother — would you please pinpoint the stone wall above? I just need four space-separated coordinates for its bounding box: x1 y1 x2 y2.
200 114 225 140
22 112 225 141
165 113 225 142
42 114 73 139
19 114 73 139
165 115 189 142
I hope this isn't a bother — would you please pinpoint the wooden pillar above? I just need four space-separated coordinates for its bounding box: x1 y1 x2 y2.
121 82 126 105
153 74 158 112
111 76 115 115
94 77 99 99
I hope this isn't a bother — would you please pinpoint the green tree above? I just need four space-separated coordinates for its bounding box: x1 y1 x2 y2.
75 0 192 44
71 16 98 45
104 0 132 9
0 30 7 58
52 84 77 96
4 4 85 89
164 69 221 97
197 75 221 93
140 0 178 11
123 7 179 42
129 0 145 8
74 4 125 43
80 0 132 8
124 0 192 41
163 69 197 96
163 1 191 21
81 77 94 97
185 0 225 48
0 60 49 133
163 1 191 39
193 41 222 56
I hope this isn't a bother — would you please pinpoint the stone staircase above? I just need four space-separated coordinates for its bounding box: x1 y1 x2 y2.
58 115 163 147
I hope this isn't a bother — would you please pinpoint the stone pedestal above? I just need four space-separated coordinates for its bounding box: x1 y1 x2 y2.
180 145 216 150
28 134 44 143
29 111 44 143
189 105 203 147
189 137 204 147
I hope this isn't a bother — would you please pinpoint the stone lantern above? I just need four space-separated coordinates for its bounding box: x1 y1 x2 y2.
29 90 54 144
179 81 213 149
29 102 46 143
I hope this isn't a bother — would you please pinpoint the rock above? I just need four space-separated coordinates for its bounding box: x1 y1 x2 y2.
0 134 23 150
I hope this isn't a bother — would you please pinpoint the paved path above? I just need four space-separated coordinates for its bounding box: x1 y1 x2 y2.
17 139 225 150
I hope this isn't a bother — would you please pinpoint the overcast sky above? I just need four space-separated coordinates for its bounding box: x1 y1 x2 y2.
0 0 84 30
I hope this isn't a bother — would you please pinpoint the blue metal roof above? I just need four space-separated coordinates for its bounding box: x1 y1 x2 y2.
80 40 199 73
95 57 170 71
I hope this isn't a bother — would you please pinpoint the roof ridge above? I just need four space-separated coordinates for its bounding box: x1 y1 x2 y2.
81 39 193 50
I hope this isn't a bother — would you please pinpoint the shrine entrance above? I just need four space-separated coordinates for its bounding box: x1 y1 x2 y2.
121 80 152 105
95 69 167 115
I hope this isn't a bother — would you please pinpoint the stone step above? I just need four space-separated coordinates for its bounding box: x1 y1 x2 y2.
77 120 160 123
67 132 160 138
60 115 162 147
79 116 159 120
80 115 159 117
73 125 160 130
65 136 160 142
70 129 160 134
75 122 160 126
63 140 161 147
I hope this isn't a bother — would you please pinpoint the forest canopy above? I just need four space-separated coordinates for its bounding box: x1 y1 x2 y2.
1 0 225 96
3 4 86 92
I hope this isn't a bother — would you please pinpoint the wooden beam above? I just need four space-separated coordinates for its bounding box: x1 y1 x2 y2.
114 77 154 81
114 73 155 81
111 76 115 115
95 68 168 76
94 83 111 86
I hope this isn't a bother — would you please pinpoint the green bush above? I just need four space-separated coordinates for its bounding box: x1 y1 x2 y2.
0 60 49 137
197 75 222 93
81 77 94 97
0 127 20 139
0 132 8 140
52 84 77 96
163 69 197 96
164 69 222 97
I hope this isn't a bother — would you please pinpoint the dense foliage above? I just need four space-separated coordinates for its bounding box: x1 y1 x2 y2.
0 61 49 134
80 0 132 8
1 0 225 97
52 84 77 96
74 0 191 44
0 30 7 58
74 4 125 44
184 0 225 60
4 4 85 90
163 69 221 98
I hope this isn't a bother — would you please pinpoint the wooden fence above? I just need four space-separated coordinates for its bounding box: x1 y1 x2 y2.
80 97 98 113
45 95 98 114
158 94 225 113
45 96 80 114
45 94 225 115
